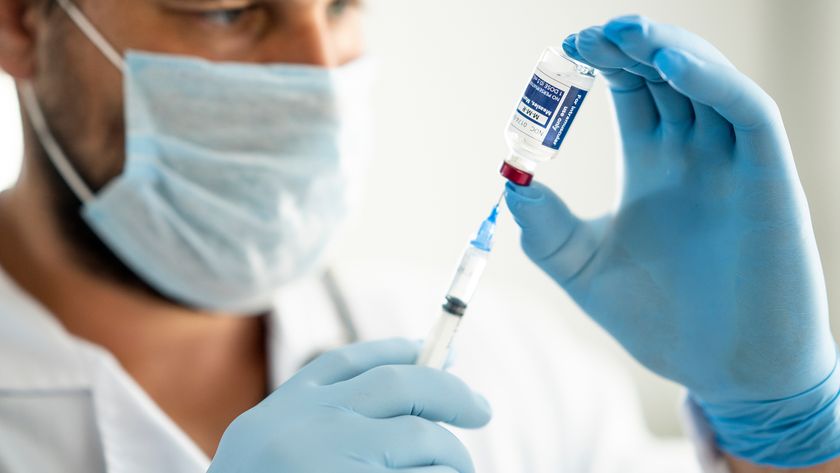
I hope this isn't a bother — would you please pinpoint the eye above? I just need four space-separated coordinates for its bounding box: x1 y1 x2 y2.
201 6 255 27
327 0 361 18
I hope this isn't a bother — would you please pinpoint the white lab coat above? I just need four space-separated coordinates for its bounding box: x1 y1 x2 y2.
0 264 727 473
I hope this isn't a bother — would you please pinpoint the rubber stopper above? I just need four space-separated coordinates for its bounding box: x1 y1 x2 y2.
500 162 534 186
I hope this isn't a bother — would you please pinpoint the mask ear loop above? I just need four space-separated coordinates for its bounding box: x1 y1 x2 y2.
19 83 96 203
54 0 125 73
18 0 127 203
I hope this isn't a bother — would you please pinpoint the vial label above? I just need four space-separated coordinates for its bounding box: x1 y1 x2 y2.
512 68 589 150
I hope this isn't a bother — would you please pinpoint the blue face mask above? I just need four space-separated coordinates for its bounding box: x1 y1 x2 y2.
20 0 373 313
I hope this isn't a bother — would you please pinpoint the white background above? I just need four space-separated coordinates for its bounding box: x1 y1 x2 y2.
1 0 838 437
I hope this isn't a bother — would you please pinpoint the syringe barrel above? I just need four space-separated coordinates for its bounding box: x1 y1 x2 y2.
418 203 497 370
417 309 463 369
446 245 490 306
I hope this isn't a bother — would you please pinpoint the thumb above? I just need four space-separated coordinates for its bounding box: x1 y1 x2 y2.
505 181 604 285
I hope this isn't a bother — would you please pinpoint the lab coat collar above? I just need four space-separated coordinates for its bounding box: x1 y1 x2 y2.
0 264 91 391
0 265 353 472
0 266 213 470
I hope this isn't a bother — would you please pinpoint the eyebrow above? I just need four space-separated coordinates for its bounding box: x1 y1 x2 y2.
158 0 314 5
153 0 346 13
160 0 264 6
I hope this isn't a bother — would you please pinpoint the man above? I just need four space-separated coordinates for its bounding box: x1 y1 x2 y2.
0 0 837 471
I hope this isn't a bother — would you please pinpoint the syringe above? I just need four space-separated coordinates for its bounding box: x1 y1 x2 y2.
417 194 502 369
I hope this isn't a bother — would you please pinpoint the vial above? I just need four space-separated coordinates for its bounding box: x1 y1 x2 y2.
501 47 596 186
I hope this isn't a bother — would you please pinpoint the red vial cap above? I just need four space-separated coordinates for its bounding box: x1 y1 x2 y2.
500 162 533 186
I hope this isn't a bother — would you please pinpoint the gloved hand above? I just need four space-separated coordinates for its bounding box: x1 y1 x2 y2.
207 338 491 473
505 15 840 467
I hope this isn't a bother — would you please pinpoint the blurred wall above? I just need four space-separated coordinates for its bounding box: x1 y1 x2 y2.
0 74 21 188
0 0 835 438
759 1 840 341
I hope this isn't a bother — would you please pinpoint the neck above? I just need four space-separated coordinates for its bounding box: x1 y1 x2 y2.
2 175 254 346
0 157 268 390
0 163 270 457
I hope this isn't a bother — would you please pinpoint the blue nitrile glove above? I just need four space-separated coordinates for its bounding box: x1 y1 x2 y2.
505 15 840 467
208 338 491 473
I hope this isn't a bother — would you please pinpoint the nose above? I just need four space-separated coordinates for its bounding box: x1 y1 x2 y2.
265 14 338 68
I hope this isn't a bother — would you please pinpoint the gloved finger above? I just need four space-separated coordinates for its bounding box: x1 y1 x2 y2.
574 24 695 130
602 15 732 68
330 365 492 428
562 35 656 135
299 338 420 385
377 416 474 472
574 26 663 82
505 181 602 286
562 35 646 92
652 48 780 133
391 468 459 473
393 468 459 473
691 101 735 151
647 80 694 129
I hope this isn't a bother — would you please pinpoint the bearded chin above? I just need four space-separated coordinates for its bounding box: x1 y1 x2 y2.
30 115 174 305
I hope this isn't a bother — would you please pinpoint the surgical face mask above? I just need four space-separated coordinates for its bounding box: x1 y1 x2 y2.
20 0 373 314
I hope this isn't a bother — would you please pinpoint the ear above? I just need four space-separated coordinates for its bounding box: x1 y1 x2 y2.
0 0 39 78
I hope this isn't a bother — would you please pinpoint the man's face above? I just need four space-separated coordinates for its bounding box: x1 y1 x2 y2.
7 0 365 296
35 0 365 190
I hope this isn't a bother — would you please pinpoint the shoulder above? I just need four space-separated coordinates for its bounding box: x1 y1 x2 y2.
0 391 107 473
0 268 108 471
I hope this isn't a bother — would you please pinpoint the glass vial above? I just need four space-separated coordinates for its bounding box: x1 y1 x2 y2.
501 47 596 186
